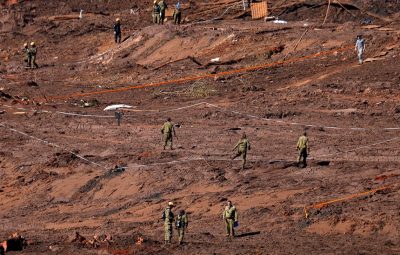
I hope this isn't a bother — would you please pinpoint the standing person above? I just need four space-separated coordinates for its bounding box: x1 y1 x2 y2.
22 42 30 67
173 2 182 24
114 18 122 44
296 131 310 168
222 201 238 237
29 42 38 69
158 0 168 25
162 202 175 245
355 35 366 64
175 210 188 245
161 117 177 150
232 133 251 169
153 0 161 24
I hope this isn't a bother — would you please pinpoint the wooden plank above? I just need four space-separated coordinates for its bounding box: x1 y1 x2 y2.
251 1 268 20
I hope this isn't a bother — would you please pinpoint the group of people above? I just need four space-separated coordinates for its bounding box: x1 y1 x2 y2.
161 118 310 169
153 0 182 25
22 42 38 69
162 200 238 245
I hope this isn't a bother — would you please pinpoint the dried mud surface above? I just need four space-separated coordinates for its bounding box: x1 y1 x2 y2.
1 0 400 254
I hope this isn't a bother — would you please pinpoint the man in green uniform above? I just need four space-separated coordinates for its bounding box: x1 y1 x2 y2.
29 42 38 69
222 201 238 237
175 209 188 245
158 0 167 25
161 117 177 150
162 202 175 244
153 0 161 24
296 131 309 168
232 133 251 169
23 43 30 67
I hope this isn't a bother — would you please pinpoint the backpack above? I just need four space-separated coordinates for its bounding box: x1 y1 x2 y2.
176 215 184 228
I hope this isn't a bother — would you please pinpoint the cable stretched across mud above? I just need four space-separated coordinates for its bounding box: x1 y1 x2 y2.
46 45 353 101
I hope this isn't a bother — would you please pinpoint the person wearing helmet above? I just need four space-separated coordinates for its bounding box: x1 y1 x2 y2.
173 1 181 25
162 202 175 244
22 43 30 67
114 18 121 43
29 42 38 69
153 0 161 24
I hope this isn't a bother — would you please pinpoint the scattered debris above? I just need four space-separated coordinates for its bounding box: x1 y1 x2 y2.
27 81 39 87
264 16 276 21
104 104 134 111
0 233 28 254
0 91 12 100
80 98 100 108
211 57 220 63
273 19 288 24
71 232 113 248
135 236 144 245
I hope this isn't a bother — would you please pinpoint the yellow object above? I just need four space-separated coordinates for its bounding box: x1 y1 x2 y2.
168 201 174 206
23 43 28 47
30 42 35 46
116 18 120 22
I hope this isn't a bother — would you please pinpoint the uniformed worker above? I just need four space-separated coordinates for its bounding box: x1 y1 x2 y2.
28 42 38 69
114 18 122 43
296 131 310 168
232 133 251 169
173 2 181 24
153 0 161 24
23 43 30 67
158 0 167 25
161 117 177 150
175 210 188 245
222 201 238 237
162 202 175 244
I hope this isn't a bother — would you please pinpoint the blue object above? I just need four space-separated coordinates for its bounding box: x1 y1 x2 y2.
234 221 239 228
176 2 181 9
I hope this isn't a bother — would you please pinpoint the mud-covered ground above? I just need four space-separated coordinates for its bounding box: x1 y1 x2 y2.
1 0 400 254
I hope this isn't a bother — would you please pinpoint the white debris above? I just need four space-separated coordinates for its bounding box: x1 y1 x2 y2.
211 57 220 63
226 33 235 40
79 9 83 19
104 104 135 111
273 19 288 24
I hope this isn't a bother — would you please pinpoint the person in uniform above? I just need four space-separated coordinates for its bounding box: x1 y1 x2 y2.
162 202 175 244
232 133 251 169
222 201 238 237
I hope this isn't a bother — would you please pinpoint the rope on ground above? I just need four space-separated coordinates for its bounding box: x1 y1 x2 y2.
3 101 400 131
0 122 108 170
316 137 400 158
